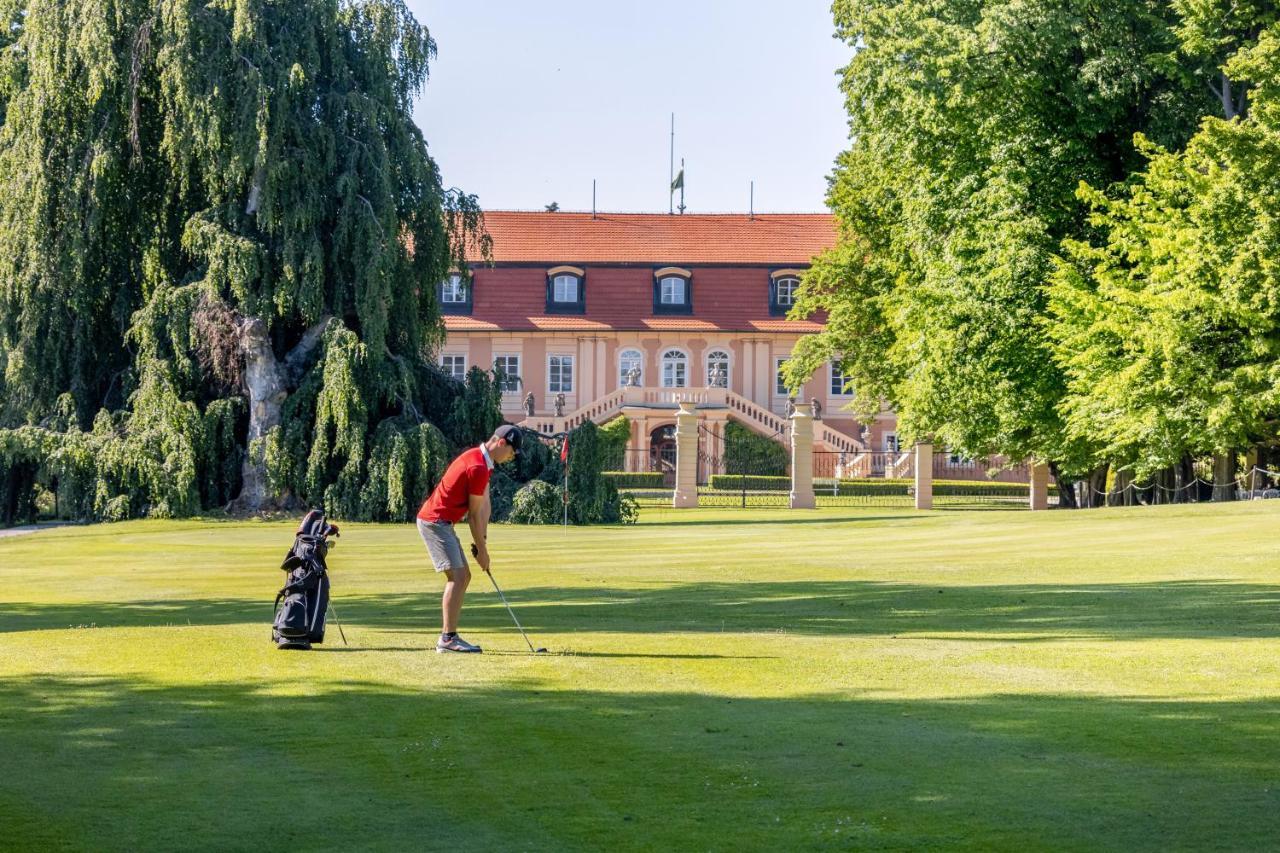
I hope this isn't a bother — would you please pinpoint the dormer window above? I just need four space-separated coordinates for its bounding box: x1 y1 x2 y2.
769 269 804 316
439 273 472 315
653 267 692 315
545 265 585 314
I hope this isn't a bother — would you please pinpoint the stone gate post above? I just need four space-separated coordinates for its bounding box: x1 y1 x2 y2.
673 400 699 508
790 403 815 509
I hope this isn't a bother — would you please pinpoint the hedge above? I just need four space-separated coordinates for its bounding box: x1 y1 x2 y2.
712 474 1055 496
603 471 666 489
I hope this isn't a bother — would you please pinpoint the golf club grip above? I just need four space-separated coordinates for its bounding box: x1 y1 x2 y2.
470 543 478 557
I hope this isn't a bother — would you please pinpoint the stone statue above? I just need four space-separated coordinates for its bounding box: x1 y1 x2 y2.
785 396 796 418
554 392 566 417
708 365 727 388
811 398 822 420
523 392 535 417
625 366 641 387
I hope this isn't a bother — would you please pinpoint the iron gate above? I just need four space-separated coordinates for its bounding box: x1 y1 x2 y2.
697 424 791 507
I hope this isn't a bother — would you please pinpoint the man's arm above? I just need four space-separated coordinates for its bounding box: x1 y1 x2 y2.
467 486 491 572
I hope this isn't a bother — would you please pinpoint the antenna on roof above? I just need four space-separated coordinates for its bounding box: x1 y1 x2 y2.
750 181 754 221
592 179 597 220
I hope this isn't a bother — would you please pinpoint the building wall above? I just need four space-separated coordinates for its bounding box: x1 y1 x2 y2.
443 329 889 448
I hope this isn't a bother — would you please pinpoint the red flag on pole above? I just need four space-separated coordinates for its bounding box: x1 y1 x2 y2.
560 435 569 463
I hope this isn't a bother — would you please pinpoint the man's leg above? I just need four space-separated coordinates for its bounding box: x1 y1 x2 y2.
442 566 471 634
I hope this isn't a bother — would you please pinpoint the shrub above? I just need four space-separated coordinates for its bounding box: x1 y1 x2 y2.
603 471 665 489
508 480 563 524
724 421 788 477
599 415 631 471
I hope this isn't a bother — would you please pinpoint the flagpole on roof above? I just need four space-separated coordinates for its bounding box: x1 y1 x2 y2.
678 158 686 214
669 113 675 215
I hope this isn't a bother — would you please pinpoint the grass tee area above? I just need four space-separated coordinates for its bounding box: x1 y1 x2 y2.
2 503 1279 850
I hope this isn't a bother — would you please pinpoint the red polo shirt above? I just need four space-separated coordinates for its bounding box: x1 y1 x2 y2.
417 446 492 524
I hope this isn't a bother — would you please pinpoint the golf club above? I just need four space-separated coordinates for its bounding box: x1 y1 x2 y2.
472 543 547 653
327 601 349 646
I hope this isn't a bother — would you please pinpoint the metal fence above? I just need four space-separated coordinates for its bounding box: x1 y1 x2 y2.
696 425 791 507
813 450 918 507
605 447 674 507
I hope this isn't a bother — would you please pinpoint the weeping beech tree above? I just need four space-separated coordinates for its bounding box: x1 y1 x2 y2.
0 0 491 522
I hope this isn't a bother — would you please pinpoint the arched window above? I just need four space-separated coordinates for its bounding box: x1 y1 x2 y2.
661 349 688 388
619 348 644 387
653 267 692 314
705 350 730 388
545 266 585 314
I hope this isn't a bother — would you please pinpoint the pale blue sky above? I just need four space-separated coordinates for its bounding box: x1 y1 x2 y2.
409 1 851 213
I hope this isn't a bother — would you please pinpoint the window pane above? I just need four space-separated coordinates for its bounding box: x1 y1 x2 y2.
776 277 797 306
776 359 789 395
660 277 685 304
830 361 851 396
554 275 578 302
494 356 520 393
550 355 573 392
619 349 642 386
442 275 467 303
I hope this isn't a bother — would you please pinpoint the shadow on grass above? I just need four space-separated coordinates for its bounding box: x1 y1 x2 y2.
0 674 1277 850
5 579 1280 640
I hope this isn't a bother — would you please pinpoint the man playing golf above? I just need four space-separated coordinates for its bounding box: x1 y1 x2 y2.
416 424 522 653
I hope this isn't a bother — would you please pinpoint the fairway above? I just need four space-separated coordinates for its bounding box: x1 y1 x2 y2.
2 503 1279 850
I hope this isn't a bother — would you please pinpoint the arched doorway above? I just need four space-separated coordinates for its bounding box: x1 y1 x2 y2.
649 424 676 486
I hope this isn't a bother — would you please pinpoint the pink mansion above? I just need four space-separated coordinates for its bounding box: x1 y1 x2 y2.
439 211 896 463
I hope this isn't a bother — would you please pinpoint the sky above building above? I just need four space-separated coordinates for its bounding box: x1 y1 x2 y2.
409 1 851 214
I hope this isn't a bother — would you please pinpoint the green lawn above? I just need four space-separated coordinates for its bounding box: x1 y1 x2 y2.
2 502 1279 850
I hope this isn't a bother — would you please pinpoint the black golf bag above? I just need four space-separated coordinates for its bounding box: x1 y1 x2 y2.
272 510 340 650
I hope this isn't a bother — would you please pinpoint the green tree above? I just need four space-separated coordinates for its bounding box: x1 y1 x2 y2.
787 0 1209 502
1049 19 1280 495
0 0 488 520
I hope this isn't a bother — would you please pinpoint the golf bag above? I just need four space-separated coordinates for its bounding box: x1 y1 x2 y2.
272 510 340 650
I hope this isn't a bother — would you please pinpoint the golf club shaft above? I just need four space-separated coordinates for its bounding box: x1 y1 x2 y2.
327 601 349 646
486 570 536 653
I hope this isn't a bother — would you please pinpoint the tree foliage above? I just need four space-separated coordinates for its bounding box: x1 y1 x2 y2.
1049 18 1280 476
790 0 1259 487
0 0 495 524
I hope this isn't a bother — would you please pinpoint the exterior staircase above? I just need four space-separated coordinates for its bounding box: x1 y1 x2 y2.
518 386 865 453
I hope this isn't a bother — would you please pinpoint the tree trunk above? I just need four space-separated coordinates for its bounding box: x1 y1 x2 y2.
1109 468 1133 506
1083 463 1109 508
1049 461 1077 509
1211 451 1237 502
229 317 288 513
229 316 332 514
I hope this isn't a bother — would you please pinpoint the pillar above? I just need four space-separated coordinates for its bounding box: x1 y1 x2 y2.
1029 462 1050 511
914 442 933 510
789 403 815 509
672 401 699 508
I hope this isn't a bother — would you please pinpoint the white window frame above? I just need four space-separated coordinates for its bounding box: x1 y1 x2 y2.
884 432 899 453
441 274 468 304
705 349 731 387
775 358 791 397
659 277 686 305
619 348 644 387
494 354 521 394
548 354 574 394
775 276 799 308
661 348 688 388
552 274 579 303
830 361 853 396
442 354 467 382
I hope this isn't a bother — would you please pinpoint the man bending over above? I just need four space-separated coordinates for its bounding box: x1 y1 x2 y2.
416 424 522 653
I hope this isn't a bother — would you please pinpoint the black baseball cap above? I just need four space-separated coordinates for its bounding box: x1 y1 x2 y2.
493 424 523 456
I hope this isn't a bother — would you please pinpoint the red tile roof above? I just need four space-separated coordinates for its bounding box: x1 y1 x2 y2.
442 211 837 333
471 211 836 264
